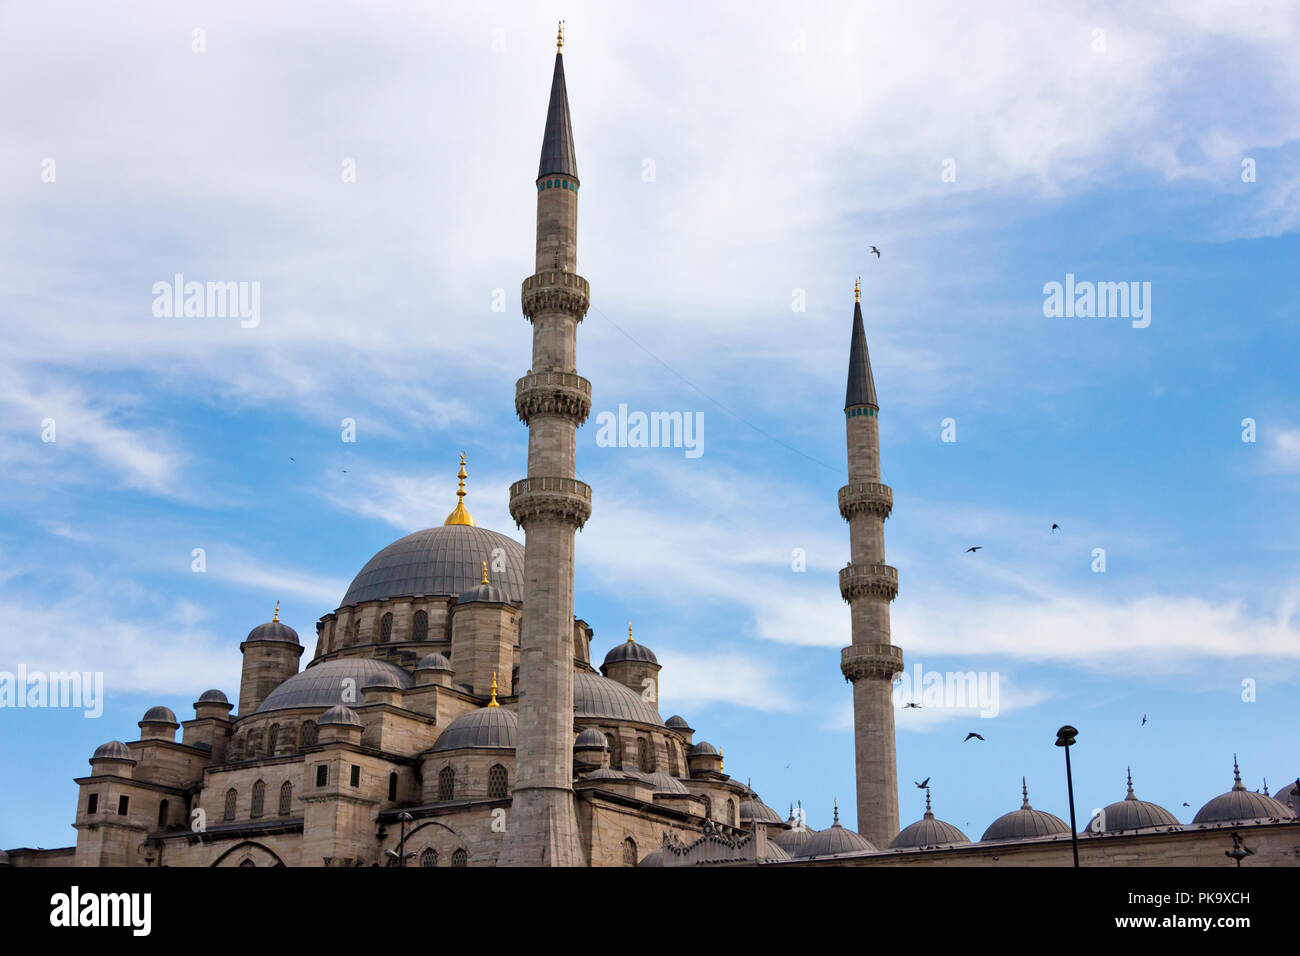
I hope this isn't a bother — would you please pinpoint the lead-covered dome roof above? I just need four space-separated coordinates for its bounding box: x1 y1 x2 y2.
246 620 299 644
981 779 1071 842
890 792 970 849
603 638 658 667
256 658 413 713
91 741 134 761
433 706 518 752
1085 769 1179 833
1193 758 1295 825
573 671 663 725
740 797 784 825
340 525 525 607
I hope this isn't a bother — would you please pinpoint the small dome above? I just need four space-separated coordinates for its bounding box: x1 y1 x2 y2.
603 637 658 667
1273 778 1300 814
319 705 362 726
415 653 453 672
456 582 510 605
773 825 818 856
740 797 784 825
891 792 970 849
800 808 875 857
91 741 134 762
981 779 1072 842
433 706 518 752
1085 769 1179 833
638 848 665 867
574 728 608 751
1193 758 1296 825
760 841 792 862
689 741 719 756
634 771 688 794
665 715 692 730
245 608 300 645
257 658 413 713
573 671 663 725
197 689 229 704
141 705 178 724
584 766 629 782
361 674 403 691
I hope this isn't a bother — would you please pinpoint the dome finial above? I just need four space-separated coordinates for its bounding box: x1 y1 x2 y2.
488 672 500 707
1232 753 1244 791
272 600 279 623
854 276 861 303
833 798 839 826
481 560 489 586
1263 777 1270 797
557 20 564 53
627 621 634 643
1021 776 1031 810
1125 766 1135 799
443 453 476 526
924 787 933 818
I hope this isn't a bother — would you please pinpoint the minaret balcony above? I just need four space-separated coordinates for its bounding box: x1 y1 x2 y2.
516 371 591 426
522 271 590 321
838 481 893 521
509 477 592 530
840 643 904 682
839 563 899 602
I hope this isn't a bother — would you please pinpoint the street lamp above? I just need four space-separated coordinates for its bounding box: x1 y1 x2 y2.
383 810 416 867
1055 725 1080 868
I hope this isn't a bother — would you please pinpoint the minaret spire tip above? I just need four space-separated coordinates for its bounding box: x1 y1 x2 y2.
272 600 279 623
443 452 476 526
489 672 500 707
557 20 564 53
854 277 861 303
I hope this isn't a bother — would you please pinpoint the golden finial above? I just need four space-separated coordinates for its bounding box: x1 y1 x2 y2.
557 20 564 52
488 672 500 707
627 621 634 643
854 277 861 303
272 601 279 623
481 560 489 586
443 452 477 526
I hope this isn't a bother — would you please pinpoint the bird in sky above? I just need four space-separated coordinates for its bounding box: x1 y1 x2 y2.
289 457 295 462
1051 523 1060 532
964 732 984 742
966 546 982 553
904 702 922 709
915 778 930 789
1142 714 1148 726
1183 802 1190 807
870 245 881 258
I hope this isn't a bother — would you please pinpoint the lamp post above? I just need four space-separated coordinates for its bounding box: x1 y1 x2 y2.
383 810 415 867
1055 725 1080 868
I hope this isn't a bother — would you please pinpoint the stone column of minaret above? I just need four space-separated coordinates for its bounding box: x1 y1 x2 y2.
838 279 903 850
501 25 592 867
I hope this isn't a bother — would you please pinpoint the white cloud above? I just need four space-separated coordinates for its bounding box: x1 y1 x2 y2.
657 649 799 713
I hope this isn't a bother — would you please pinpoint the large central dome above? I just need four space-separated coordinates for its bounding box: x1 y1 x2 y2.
339 525 526 607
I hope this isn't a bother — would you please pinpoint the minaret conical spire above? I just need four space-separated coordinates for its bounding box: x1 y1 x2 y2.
845 279 878 409
538 23 578 181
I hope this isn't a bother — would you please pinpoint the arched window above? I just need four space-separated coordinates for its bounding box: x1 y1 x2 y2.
246 730 262 758
300 720 318 747
250 780 265 819
279 780 293 816
622 837 638 866
223 788 237 821
267 724 279 755
239 858 255 867
605 733 619 768
704 800 712 820
666 740 677 774
727 798 737 827
157 799 169 828
351 618 361 645
420 847 438 867
388 772 398 802
488 764 508 799
452 848 467 867
438 766 455 801
412 610 428 642
637 738 651 773
379 612 393 643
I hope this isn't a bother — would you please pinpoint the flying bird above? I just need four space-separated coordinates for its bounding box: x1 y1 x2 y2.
1141 714 1148 726
966 546 982 553
963 732 984 742
1051 523 1060 532
1183 802 1190 807
904 702 922 709
915 778 930 789
289 457 295 462
870 245 881 258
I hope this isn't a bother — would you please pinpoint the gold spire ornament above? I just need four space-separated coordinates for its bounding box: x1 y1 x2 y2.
627 621 634 643
855 277 861 303
557 20 564 52
443 453 477 526
272 601 280 623
481 561 489 586
488 672 500 707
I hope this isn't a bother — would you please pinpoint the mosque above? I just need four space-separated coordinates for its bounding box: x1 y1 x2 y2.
3 28 1297 868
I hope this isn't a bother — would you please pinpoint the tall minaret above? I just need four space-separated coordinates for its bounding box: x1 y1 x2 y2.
502 23 592 867
839 279 903 850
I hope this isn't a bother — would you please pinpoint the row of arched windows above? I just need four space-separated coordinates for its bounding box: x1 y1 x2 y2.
417 847 468 867
223 780 293 821
232 720 317 761
435 764 509 802
326 609 431 653
602 732 679 775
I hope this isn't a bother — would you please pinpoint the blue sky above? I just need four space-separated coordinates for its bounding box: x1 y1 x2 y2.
2 1 1299 849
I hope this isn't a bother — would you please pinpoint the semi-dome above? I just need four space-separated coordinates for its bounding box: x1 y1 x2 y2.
415 653 453 672
340 525 525 608
890 792 970 849
665 715 692 730
981 778 1072 842
197 689 229 703
433 706 519 752
91 741 134 761
573 671 663 725
141 706 178 724
574 728 608 751
739 797 784 825
1085 769 1179 833
319 705 361 726
256 658 413 713
1273 778 1300 814
1193 758 1295 825
603 634 658 667
799 805 875 857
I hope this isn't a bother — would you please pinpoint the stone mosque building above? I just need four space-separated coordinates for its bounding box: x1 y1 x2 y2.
5 28 1298 868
